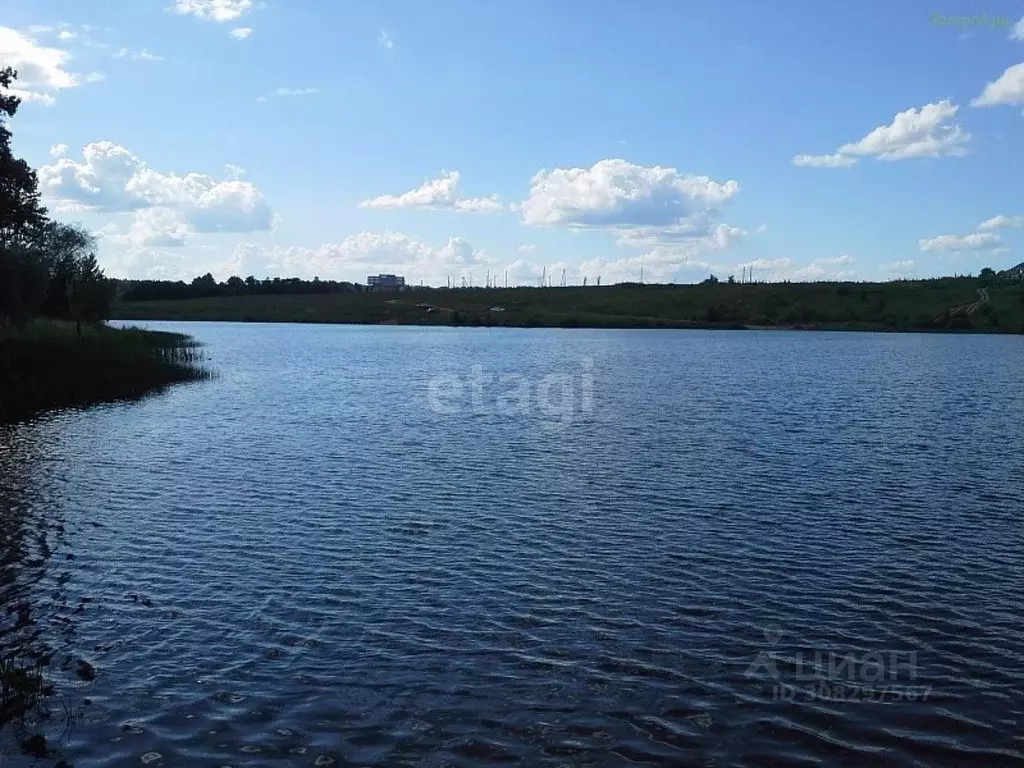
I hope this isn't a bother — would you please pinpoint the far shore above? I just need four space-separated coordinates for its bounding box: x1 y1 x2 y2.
111 277 1024 335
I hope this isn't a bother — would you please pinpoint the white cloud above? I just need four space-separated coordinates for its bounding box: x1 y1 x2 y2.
39 141 274 236
577 251 715 284
113 47 163 61
227 232 494 283
794 100 969 166
979 214 1024 230
230 27 253 39
792 153 857 168
518 244 537 253
379 31 393 50
102 207 193 248
57 30 75 41
1011 17 1024 40
0 25 81 104
521 158 744 263
737 257 794 271
49 143 68 157
616 221 745 251
883 259 917 277
170 0 254 22
360 170 505 213
730 256 856 282
84 71 105 83
919 232 1004 253
972 62 1024 107
454 195 503 212
522 158 739 229
790 255 856 281
101 247 189 280
257 87 318 102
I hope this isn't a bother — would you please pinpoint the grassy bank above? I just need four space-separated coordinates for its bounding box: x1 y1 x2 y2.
0 321 209 424
113 277 1024 333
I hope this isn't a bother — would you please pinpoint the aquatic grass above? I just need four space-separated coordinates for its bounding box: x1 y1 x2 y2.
0 320 211 424
0 657 52 728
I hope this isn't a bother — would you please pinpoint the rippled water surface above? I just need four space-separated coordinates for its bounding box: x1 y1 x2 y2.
2 323 1023 767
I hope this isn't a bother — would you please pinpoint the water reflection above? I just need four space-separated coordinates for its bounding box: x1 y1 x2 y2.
0 421 81 763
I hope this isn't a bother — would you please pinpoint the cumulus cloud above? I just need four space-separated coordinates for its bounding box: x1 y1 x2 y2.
0 25 81 104
793 100 969 166
49 143 68 157
730 256 856 282
883 259 918 277
979 214 1024 229
919 232 1004 253
230 27 253 39
518 244 537 253
39 141 274 239
1011 17 1024 40
522 159 739 229
360 170 504 213
101 247 189 280
227 232 494 283
170 0 254 22
101 207 193 248
576 251 716 284
521 158 744 263
617 221 746 250
972 62 1024 107
790 255 856 281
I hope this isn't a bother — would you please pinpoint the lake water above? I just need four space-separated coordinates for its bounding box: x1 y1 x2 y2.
2 323 1023 766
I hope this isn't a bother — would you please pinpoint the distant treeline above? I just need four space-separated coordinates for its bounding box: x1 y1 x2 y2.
115 273 370 302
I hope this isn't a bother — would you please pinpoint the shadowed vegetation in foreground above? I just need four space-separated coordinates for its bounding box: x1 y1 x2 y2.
113 274 1024 333
0 322 210 424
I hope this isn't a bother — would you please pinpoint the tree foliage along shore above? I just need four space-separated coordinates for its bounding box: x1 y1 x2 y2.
1 68 207 427
0 67 112 332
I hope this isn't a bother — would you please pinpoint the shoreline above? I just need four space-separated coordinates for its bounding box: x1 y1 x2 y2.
110 278 1024 335
109 313 1023 336
0 322 209 425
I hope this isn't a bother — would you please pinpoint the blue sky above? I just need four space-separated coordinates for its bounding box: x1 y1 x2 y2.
1 0 1023 285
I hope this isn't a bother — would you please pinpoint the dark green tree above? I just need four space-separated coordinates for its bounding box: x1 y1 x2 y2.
68 252 112 336
0 68 47 249
35 222 97 318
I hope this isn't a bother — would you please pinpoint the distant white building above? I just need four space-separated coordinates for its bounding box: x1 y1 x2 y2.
367 274 406 291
